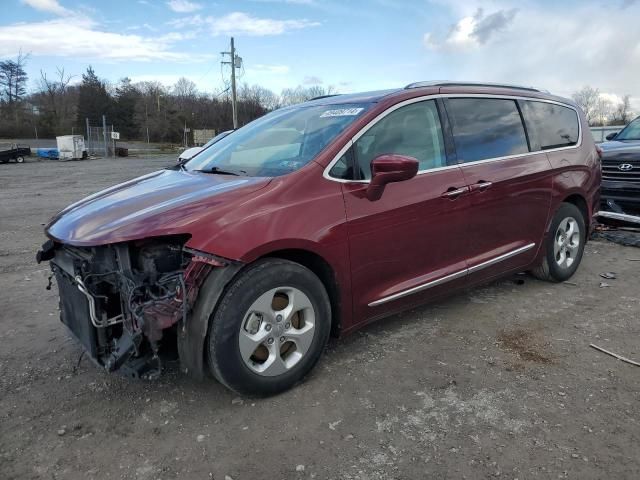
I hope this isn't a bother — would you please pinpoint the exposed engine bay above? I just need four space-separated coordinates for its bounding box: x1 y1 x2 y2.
37 237 225 379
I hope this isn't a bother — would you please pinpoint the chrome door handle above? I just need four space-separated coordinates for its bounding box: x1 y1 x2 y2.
441 186 469 199
472 181 493 192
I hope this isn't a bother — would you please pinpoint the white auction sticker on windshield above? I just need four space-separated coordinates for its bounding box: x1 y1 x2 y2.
320 108 365 118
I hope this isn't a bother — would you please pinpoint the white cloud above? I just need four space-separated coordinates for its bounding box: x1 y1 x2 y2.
424 8 518 52
0 17 209 62
421 2 640 104
21 0 70 16
169 11 320 36
166 0 202 13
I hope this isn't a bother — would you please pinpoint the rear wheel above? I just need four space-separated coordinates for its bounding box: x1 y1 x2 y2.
531 202 586 282
207 259 331 396
15 156 24 163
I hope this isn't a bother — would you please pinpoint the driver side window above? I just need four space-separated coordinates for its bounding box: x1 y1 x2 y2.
354 100 446 180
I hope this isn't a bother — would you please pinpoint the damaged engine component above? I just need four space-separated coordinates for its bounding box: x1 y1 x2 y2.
40 236 216 379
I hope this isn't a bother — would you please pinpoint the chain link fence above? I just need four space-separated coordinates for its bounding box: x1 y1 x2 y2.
85 118 115 157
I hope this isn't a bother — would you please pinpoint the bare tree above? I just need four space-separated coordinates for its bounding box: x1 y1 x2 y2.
239 84 279 110
279 84 339 107
173 77 198 99
611 95 634 125
593 95 613 126
38 67 76 134
572 86 601 125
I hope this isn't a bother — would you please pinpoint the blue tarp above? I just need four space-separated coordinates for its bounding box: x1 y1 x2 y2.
36 148 59 159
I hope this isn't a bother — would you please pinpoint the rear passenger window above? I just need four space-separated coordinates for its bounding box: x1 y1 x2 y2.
447 98 529 162
352 100 446 180
520 101 579 150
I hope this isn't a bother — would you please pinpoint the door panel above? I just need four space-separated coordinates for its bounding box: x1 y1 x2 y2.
443 96 553 280
343 167 470 322
460 154 552 280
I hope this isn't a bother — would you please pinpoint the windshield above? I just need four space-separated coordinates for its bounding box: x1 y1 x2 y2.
202 131 232 149
615 117 640 141
186 103 370 176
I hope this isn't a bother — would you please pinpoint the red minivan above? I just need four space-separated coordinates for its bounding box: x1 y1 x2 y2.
38 82 601 395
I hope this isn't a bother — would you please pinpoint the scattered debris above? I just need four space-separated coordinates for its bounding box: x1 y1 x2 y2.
599 272 617 279
231 398 244 406
328 419 342 430
592 229 640 247
590 344 640 367
57 428 66 436
196 434 206 442
563 281 578 286
296 465 305 472
599 282 611 288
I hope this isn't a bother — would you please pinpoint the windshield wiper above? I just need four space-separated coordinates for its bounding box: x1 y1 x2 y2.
194 166 242 176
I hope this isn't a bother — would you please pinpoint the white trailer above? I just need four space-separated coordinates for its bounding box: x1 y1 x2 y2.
56 135 87 161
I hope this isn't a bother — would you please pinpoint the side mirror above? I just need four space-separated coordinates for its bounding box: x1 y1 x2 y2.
606 132 618 141
366 154 419 201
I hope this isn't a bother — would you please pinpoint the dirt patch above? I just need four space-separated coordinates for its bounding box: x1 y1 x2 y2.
497 328 552 363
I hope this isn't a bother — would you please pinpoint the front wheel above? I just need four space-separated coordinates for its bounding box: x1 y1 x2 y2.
15 156 25 163
531 202 586 282
207 259 331 396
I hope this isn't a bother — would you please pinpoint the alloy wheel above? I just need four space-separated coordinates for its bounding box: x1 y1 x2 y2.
238 287 316 376
553 217 581 269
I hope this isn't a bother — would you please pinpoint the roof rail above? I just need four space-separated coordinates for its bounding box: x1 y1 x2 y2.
309 94 342 101
404 80 544 93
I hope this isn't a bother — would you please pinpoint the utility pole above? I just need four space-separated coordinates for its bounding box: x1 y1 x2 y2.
221 37 240 129
102 114 108 158
85 117 90 153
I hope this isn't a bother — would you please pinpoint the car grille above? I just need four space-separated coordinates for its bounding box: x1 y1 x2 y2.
602 160 640 183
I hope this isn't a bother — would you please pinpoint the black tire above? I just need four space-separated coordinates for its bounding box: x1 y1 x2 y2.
531 202 586 282
207 258 331 396
15 156 24 163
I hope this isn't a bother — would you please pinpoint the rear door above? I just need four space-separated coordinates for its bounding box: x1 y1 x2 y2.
330 99 471 323
444 97 553 281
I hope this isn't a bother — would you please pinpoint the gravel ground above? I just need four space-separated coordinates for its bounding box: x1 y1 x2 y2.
1 156 639 480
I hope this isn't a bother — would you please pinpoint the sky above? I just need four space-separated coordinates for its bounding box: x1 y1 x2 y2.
1 0 639 108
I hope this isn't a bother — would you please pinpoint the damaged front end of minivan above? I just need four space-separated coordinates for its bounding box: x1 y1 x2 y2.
37 236 238 379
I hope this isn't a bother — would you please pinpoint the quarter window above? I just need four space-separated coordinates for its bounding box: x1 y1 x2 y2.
447 98 529 162
351 100 446 180
520 100 580 150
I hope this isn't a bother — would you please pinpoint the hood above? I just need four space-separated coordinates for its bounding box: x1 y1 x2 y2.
601 144 640 161
599 139 640 151
46 169 271 246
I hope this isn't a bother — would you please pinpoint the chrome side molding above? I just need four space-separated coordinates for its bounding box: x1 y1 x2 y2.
368 243 535 307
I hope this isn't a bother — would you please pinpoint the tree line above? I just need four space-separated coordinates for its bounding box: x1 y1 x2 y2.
571 86 634 127
0 54 337 143
1 53 636 141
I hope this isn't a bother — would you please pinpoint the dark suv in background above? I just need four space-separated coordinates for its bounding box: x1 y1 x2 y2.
599 116 640 215
39 81 600 396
